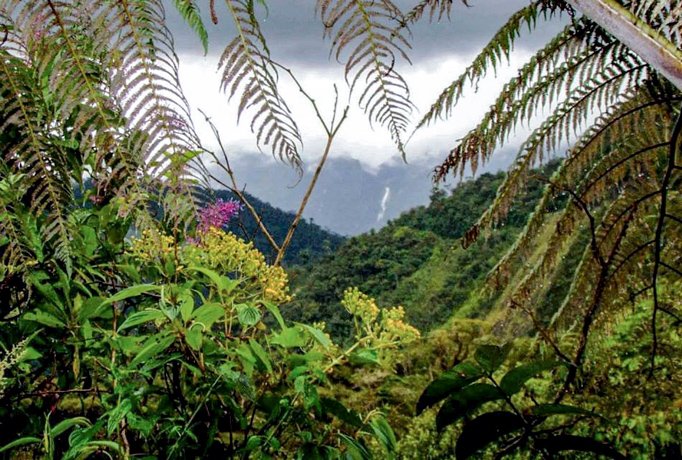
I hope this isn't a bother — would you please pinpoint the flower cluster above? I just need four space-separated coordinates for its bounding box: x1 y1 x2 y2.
379 305 420 343
127 228 176 263
341 287 380 324
184 228 291 303
197 199 241 233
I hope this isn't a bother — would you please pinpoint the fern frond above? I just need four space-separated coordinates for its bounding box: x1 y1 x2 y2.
318 0 413 155
171 0 209 54
219 0 302 167
400 0 456 25
419 1 570 131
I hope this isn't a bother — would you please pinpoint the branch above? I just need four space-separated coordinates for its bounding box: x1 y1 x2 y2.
649 106 681 375
568 0 682 90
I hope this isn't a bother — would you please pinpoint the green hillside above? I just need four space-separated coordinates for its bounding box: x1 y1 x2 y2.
214 189 345 265
285 162 562 339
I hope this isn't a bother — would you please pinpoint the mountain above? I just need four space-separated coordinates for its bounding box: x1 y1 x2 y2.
284 161 564 340
213 189 345 266
211 154 469 235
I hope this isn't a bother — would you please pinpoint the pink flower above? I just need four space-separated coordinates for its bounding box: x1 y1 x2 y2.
197 198 241 233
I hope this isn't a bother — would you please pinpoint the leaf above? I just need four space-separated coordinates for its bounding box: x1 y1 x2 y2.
320 398 363 428
349 349 380 366
0 437 41 453
52 417 91 437
455 411 525 459
416 362 483 414
436 383 505 431
338 434 371 460
534 435 626 459
117 309 166 331
263 301 286 330
474 343 511 374
298 323 332 349
22 310 65 328
249 339 273 373
188 266 238 295
500 360 562 395
191 303 225 329
100 284 161 308
178 290 195 322
130 333 175 367
530 403 601 418
185 324 203 351
236 303 261 327
171 0 209 54
271 327 306 348
368 415 397 457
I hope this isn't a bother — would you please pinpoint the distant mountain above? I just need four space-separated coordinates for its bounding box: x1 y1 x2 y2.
214 189 345 266
211 155 440 235
284 161 564 340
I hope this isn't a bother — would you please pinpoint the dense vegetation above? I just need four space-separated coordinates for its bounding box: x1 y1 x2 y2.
1 0 680 459
287 163 561 338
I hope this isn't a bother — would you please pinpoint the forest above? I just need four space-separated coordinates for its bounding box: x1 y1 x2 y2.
0 0 680 459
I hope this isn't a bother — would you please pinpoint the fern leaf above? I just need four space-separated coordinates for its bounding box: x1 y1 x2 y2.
219 0 302 167
171 0 209 54
318 0 414 156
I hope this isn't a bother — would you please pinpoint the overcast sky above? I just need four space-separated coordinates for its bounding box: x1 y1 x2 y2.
166 0 566 173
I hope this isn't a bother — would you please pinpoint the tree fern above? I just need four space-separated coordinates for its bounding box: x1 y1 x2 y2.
318 0 414 155
419 0 681 383
218 0 302 168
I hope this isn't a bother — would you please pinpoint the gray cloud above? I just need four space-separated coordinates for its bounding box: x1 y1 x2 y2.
166 0 566 68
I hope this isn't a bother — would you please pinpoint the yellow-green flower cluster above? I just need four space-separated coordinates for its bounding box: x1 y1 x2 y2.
127 228 176 263
379 305 420 343
184 228 291 303
341 287 379 324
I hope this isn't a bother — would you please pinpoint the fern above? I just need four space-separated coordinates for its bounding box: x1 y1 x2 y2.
418 0 681 384
318 0 414 156
218 0 302 168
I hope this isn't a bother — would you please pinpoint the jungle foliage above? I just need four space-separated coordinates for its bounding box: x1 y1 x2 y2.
0 0 680 459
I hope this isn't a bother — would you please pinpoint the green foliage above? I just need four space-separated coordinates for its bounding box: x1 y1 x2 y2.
418 343 626 459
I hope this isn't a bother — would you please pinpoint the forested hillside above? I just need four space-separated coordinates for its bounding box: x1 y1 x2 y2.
1 1 680 459
286 162 562 338
213 190 345 265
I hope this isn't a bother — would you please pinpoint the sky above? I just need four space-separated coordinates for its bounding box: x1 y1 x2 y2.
166 0 567 173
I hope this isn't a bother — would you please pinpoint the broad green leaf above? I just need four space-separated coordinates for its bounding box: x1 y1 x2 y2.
178 290 195 322
455 411 524 459
500 360 562 395
187 266 238 294
130 333 175 366
117 309 165 331
271 327 306 348
530 403 601 418
52 417 91 437
100 284 161 308
191 303 225 329
320 397 363 428
185 324 203 351
77 296 105 321
349 349 380 366
369 415 397 457
237 304 261 327
338 434 371 460
436 383 504 431
534 435 626 459
298 323 332 349
416 362 483 414
263 301 286 330
0 437 41 452
474 343 510 374
23 310 65 328
249 339 272 373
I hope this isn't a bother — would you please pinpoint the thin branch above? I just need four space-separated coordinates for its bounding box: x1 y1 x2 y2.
199 110 281 253
650 106 682 375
